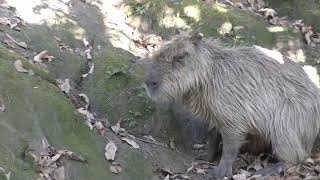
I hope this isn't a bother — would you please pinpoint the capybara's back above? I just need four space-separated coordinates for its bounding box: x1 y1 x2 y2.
144 32 320 179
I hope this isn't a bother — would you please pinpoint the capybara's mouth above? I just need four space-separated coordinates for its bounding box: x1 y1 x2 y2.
143 83 171 104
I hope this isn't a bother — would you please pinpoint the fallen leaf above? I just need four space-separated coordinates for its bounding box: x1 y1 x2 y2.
311 33 320 44
111 119 123 133
171 174 191 179
192 144 205 150
218 22 233 35
3 39 16 48
305 30 313 45
110 162 122 174
94 122 105 130
0 95 5 112
83 38 90 48
51 166 65 180
105 141 117 161
56 150 86 162
34 50 55 63
78 93 90 109
121 137 140 149
0 17 8 25
54 36 62 42
57 79 71 94
85 48 92 60
14 60 28 73
82 63 95 78
258 8 277 21
5 33 27 49
0 166 11 180
161 168 173 176
233 173 246 180
164 174 170 180
77 107 95 120
4 172 10 180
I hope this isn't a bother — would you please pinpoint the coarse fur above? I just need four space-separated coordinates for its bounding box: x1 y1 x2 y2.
144 32 320 179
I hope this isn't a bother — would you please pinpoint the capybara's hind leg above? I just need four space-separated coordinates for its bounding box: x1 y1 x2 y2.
271 131 308 165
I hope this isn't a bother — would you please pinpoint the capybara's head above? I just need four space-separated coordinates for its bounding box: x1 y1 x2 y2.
144 32 206 103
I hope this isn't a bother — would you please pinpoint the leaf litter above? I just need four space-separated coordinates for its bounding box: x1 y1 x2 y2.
33 50 55 63
110 162 122 174
105 141 117 161
13 60 29 73
27 136 86 180
0 166 11 180
5 33 27 49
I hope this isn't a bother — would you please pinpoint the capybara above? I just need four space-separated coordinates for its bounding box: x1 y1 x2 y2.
144 32 320 179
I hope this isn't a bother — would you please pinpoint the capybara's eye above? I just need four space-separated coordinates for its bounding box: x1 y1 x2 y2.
173 52 189 62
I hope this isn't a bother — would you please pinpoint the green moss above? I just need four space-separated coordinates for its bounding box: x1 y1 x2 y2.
0 45 155 179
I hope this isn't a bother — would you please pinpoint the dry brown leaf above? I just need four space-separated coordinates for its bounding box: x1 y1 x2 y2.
14 60 28 73
34 50 55 63
51 166 65 180
57 79 71 94
110 162 122 174
0 95 5 112
105 141 117 161
121 137 140 149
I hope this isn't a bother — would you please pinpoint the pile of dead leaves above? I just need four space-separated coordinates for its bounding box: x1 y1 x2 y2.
27 137 86 180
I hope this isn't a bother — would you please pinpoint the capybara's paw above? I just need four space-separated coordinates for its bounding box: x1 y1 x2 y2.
207 167 230 180
254 162 288 176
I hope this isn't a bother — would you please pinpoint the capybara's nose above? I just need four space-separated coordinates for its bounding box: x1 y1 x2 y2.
145 78 159 90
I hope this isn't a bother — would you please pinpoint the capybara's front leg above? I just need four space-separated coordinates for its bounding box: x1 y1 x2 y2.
208 130 245 180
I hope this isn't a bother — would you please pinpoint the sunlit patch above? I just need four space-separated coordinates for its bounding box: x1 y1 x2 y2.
303 65 320 88
184 5 201 22
287 49 305 62
254 46 284 64
213 5 228 13
6 0 70 24
267 26 285 33
160 6 189 29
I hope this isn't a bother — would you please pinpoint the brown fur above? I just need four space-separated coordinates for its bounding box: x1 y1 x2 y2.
144 33 320 179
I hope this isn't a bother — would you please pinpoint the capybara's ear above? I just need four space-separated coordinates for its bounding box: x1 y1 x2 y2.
191 32 203 45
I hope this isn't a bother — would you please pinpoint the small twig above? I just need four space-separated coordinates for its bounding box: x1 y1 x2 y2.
134 136 170 149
